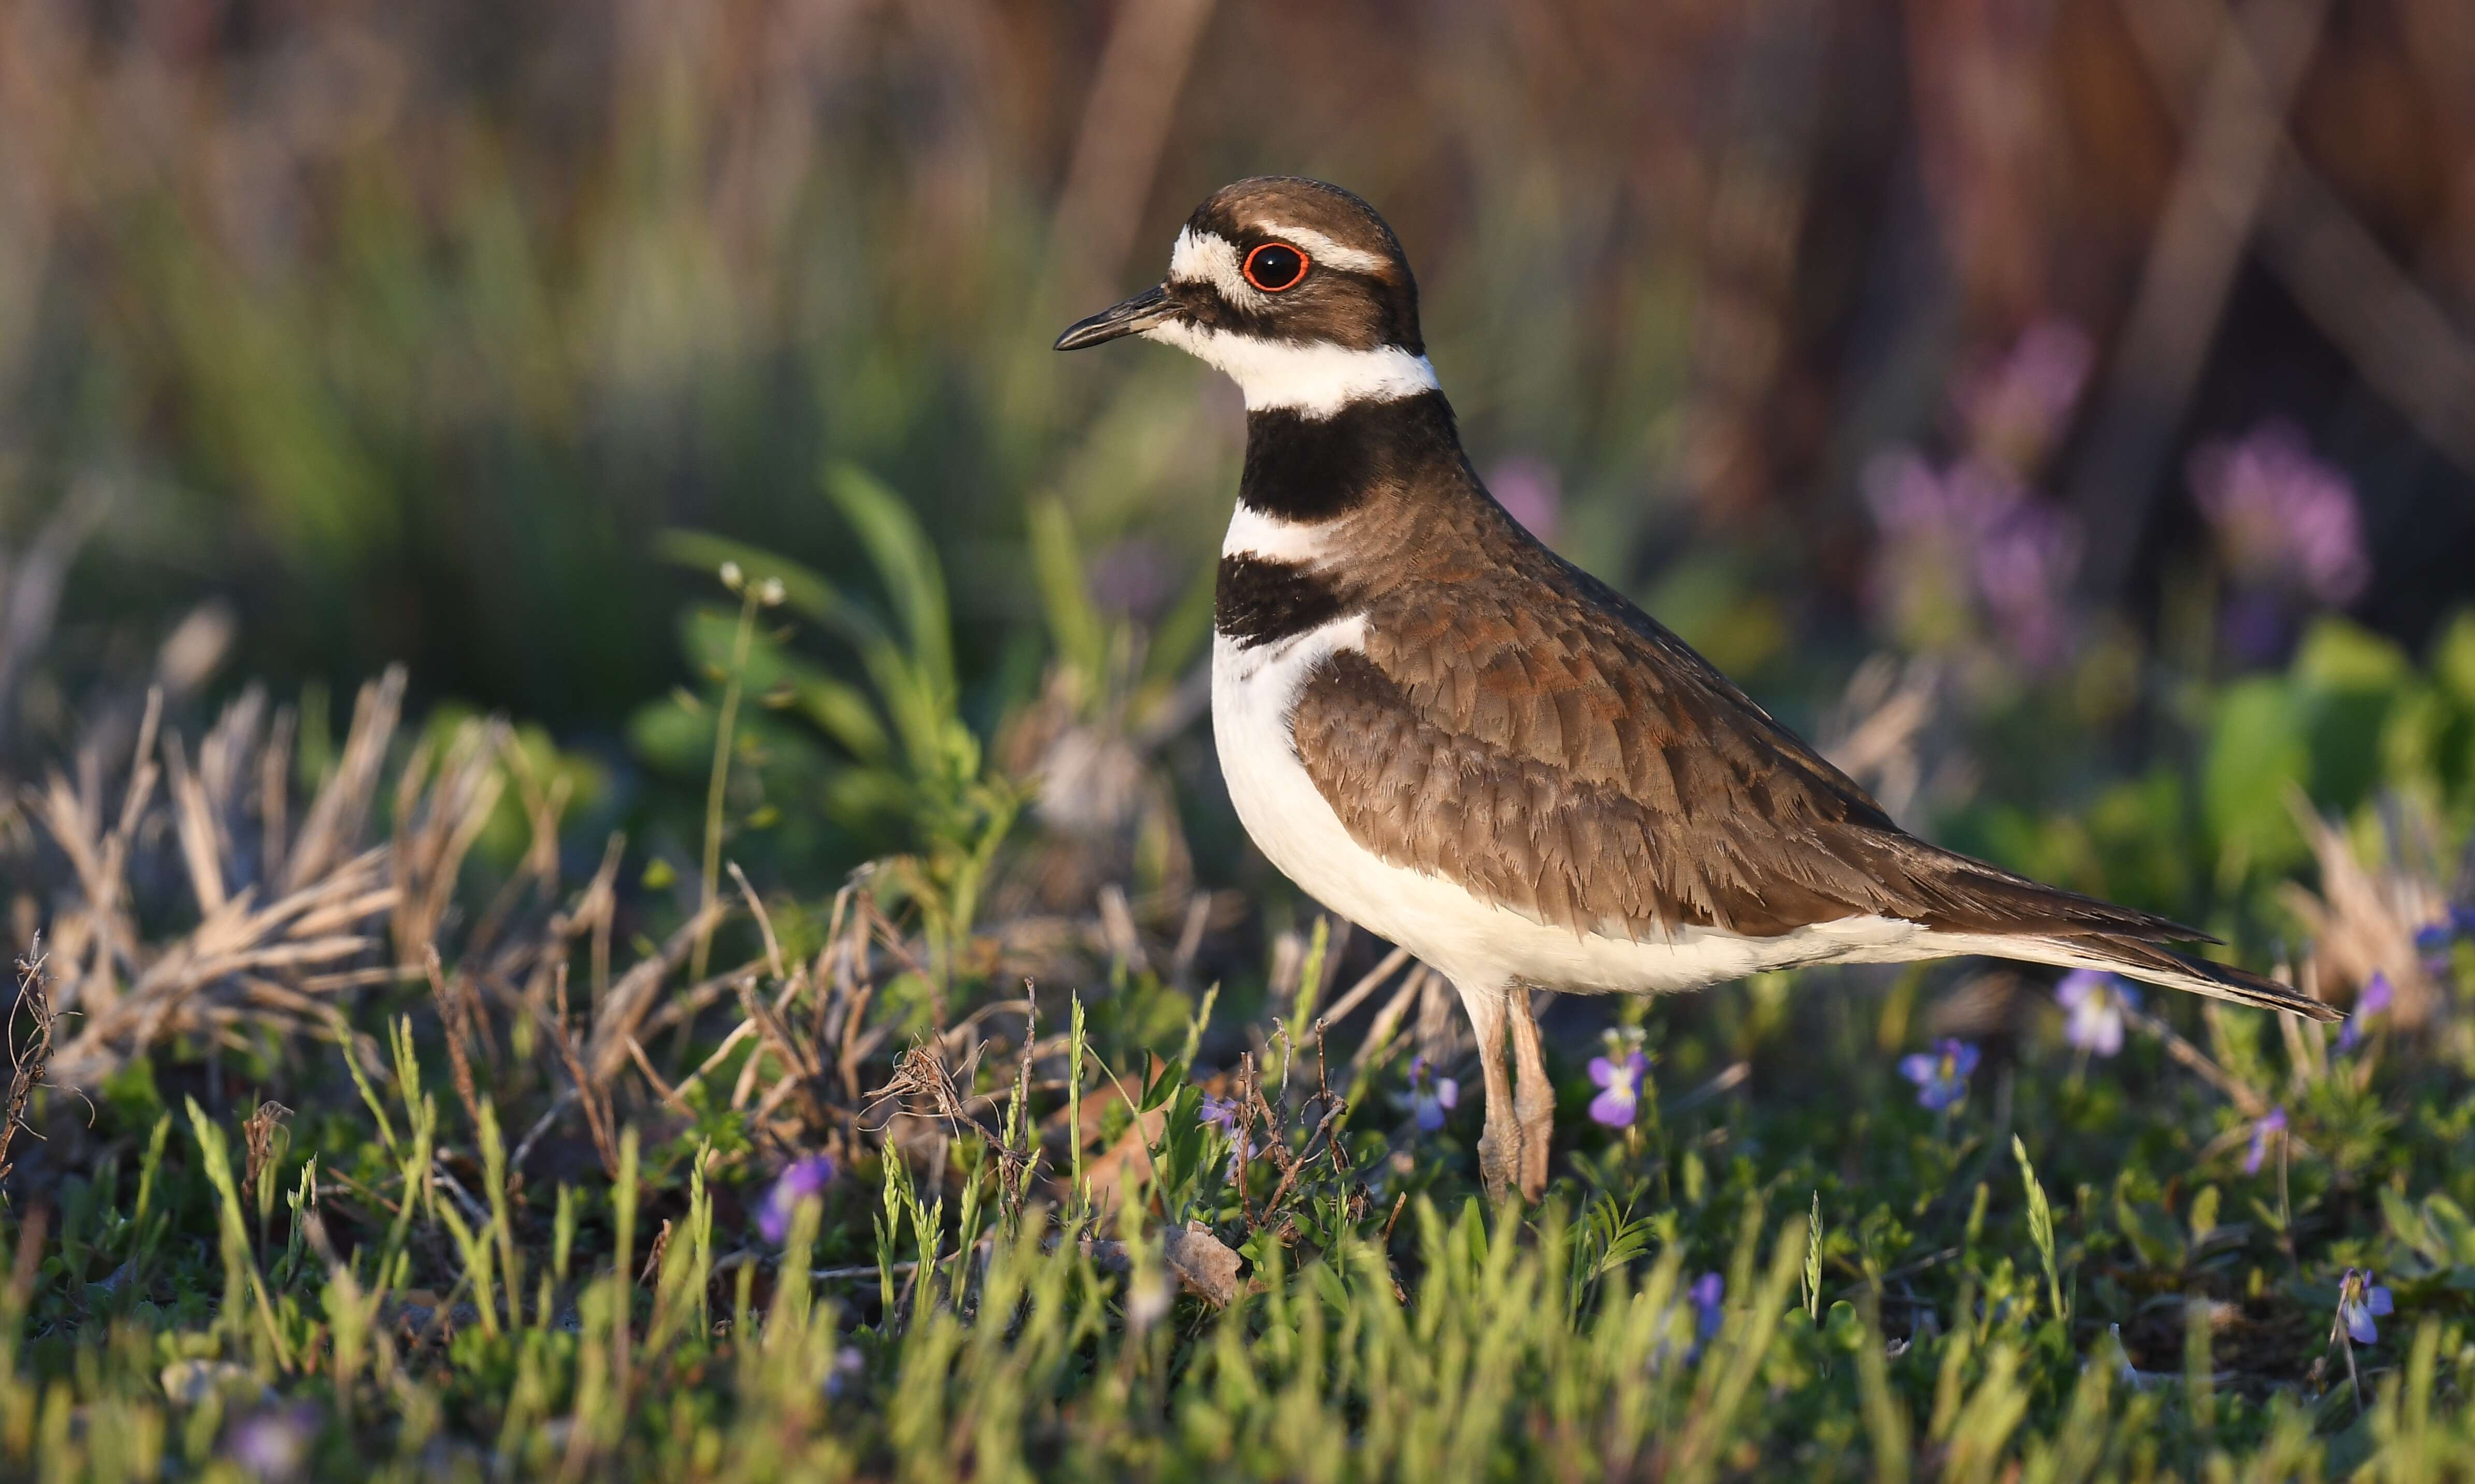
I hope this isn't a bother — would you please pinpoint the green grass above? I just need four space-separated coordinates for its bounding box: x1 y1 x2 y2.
8 589 2475 1479
13 954 2475 1481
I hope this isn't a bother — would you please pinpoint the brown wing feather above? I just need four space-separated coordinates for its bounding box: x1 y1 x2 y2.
1289 510 2206 946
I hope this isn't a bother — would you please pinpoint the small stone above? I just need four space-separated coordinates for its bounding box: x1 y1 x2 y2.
1081 1221 1245 1309
161 1358 268 1407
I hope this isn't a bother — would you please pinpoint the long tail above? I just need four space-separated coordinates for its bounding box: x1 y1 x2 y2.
1874 834 2339 1021
1933 930 2339 1021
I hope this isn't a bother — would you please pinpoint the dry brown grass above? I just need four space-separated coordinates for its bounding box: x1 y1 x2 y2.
3 649 1227 1221
0 943 57 1187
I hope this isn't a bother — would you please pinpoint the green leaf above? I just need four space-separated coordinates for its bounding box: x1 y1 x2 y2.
661 526 943 779
2431 609 2475 707
99 1056 164 1127
1824 1299 1864 1351
2189 1185 2221 1246
1139 1052 1185 1115
1028 497 1107 691
824 463 953 699
1803 1191 1823 1321
652 528 890 653
2293 616 2410 691
2203 676 2308 878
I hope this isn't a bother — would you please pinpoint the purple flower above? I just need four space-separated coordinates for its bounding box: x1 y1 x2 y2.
1486 455 1563 544
2420 915 2471 977
2217 588 2295 667
1973 497 2083 668
756 1155 837 1245
1199 1093 1254 1174
1954 320 2095 471
1401 1054 1459 1133
226 1403 319 1482
1861 451 2082 669
2338 972 2393 1053
1588 1051 1651 1128
1863 447 1980 535
2244 1106 2287 1175
826 1344 866 1400
1898 1040 1979 1111
2190 421 2370 608
2337 1267 2394 1344
2056 971 2139 1057
1689 1272 1725 1344
1199 1094 1242 1135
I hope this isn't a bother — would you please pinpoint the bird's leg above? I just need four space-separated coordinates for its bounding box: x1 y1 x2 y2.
1454 979 1519 1204
1505 987 1553 1203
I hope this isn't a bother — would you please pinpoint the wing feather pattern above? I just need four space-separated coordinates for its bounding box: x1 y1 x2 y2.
1283 527 2336 1021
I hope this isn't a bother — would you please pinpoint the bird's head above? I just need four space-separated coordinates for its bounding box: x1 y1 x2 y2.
1055 177 1435 417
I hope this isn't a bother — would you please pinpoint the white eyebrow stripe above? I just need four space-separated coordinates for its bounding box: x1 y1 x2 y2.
1167 227 1255 303
1165 225 1394 301
1253 224 1390 276
1142 320 1438 417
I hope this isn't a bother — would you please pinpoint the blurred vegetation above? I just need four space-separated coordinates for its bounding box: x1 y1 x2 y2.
5 0 2472 754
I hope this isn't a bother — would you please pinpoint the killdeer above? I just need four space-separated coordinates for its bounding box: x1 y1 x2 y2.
1057 176 2338 1203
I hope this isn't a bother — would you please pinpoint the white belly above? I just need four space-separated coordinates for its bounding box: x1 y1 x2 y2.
1209 617 1936 995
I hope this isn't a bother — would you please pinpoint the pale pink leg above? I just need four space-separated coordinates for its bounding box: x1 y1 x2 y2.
1506 987 1553 1202
1451 978 1521 1203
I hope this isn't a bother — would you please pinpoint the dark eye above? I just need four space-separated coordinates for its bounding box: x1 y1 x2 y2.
1243 242 1309 292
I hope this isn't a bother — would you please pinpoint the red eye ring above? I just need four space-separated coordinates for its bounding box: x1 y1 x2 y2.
1243 241 1310 292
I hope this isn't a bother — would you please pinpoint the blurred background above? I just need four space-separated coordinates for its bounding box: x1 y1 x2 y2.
3 0 2472 929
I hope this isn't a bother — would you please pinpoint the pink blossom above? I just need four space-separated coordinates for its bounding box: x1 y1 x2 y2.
1954 320 2094 471
1862 451 2081 668
2190 422 2369 608
1487 455 1563 544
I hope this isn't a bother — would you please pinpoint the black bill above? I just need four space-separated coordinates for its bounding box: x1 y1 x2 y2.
1055 284 1179 350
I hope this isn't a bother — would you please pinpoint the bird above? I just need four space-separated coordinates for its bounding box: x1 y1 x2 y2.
1055 176 2339 1204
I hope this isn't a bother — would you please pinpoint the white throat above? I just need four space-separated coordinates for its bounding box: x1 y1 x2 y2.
1144 320 1437 418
